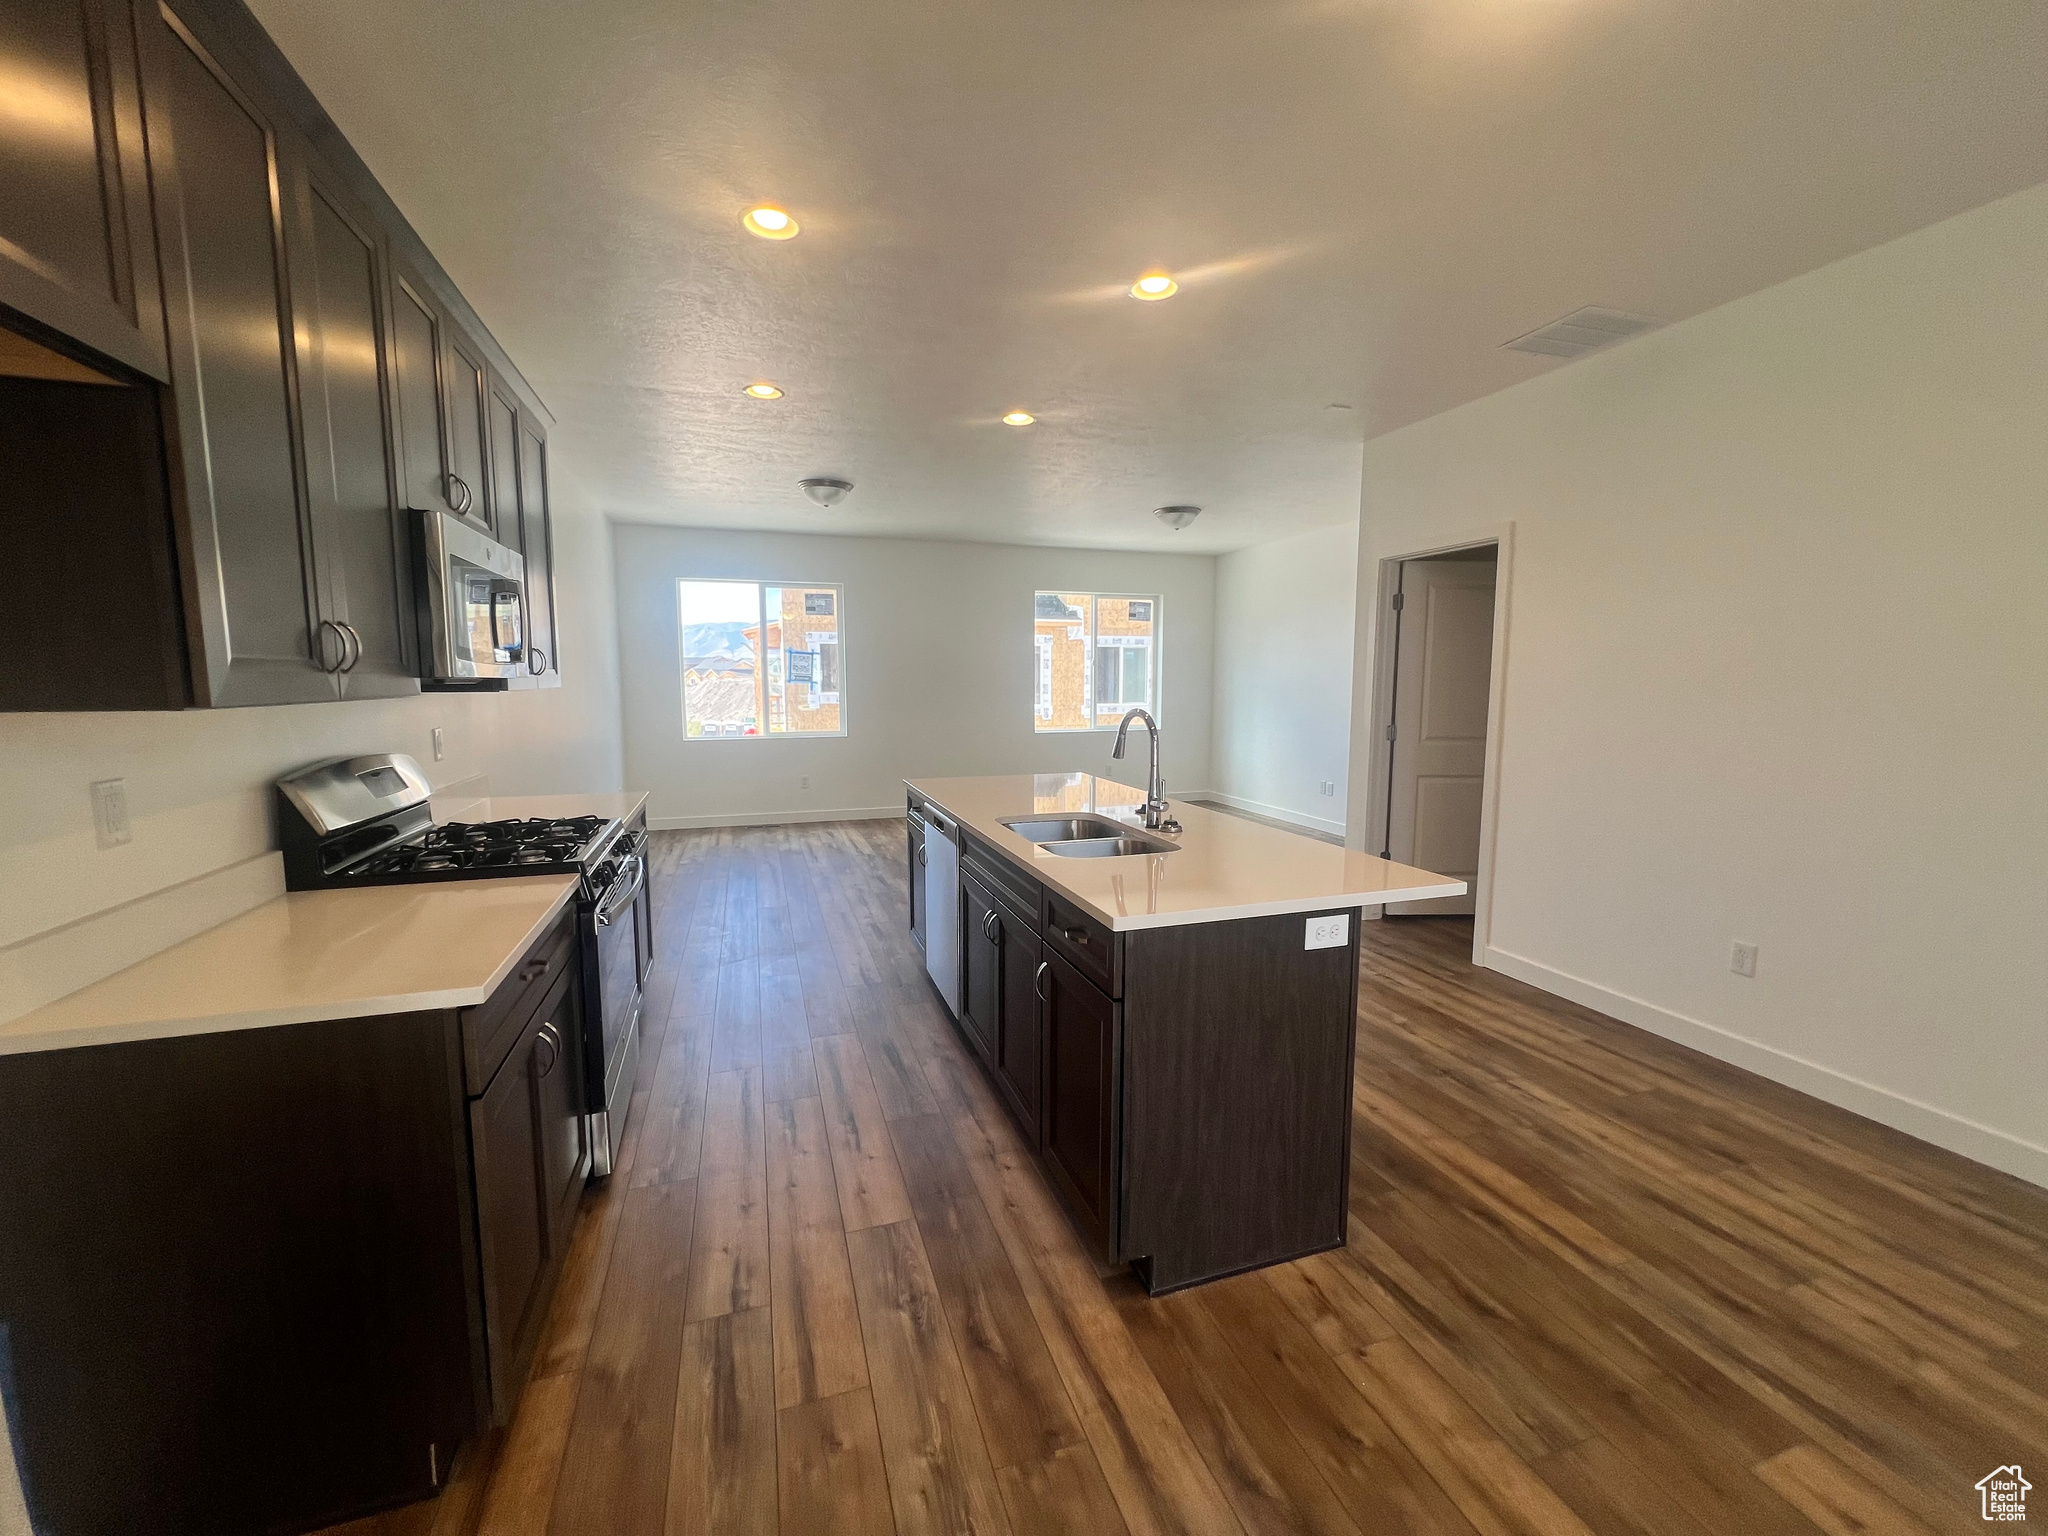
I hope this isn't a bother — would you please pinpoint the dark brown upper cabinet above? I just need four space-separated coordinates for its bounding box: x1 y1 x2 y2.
516 419 560 686
144 4 337 706
389 260 457 516
444 325 491 533
0 0 167 380
293 175 415 700
1 0 553 712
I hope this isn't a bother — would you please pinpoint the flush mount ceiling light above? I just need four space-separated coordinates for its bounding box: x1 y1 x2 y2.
1002 411 1036 426
1130 271 1178 300
799 477 853 509
742 382 784 399
741 205 799 239
1153 505 1201 530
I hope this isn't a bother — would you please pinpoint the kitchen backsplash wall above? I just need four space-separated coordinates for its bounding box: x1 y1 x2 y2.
0 461 623 1015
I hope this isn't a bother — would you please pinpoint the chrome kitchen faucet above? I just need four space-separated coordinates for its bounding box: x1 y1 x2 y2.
1112 708 1182 834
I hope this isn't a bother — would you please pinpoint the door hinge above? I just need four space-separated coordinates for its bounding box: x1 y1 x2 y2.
1391 591 1405 611
1385 722 1396 742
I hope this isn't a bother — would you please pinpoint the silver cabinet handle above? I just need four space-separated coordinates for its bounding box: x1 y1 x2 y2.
339 622 363 673
983 909 1000 944
917 843 927 868
447 473 473 514
1034 961 1049 1002
316 618 349 673
528 645 547 675
536 1021 561 1077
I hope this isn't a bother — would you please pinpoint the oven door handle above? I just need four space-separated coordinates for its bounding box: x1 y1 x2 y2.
595 854 646 928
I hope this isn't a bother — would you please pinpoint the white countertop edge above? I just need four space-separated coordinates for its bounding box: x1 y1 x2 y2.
908 775 1468 931
0 880 580 1058
1094 881 1470 932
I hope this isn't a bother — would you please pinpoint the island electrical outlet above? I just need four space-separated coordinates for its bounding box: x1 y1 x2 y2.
1305 914 1349 950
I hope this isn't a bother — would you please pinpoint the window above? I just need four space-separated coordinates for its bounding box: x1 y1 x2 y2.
1032 591 1160 731
679 579 844 738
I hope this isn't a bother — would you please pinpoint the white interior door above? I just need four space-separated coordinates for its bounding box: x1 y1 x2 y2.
1384 555 1496 916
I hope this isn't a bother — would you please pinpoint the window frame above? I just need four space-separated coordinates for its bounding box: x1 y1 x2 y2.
677 577 848 741
1031 590 1163 734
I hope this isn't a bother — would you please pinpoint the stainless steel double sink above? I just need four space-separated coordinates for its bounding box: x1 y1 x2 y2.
999 815 1180 858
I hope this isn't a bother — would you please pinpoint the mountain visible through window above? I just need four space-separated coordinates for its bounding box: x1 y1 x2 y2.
679 579 845 737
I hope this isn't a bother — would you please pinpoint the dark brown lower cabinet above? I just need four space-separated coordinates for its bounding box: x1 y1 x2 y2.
1037 949 1120 1261
0 1012 481 1536
992 897 1044 1142
469 965 587 1422
959 870 1001 1064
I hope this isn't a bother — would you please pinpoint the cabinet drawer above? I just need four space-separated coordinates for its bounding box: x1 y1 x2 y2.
963 836 1039 927
461 907 579 1094
1042 890 1120 998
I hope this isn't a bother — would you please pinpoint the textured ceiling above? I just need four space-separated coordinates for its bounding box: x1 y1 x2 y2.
244 0 2048 553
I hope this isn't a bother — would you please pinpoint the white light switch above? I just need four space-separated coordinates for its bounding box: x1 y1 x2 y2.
431 726 445 762
1305 914 1349 950
91 779 132 849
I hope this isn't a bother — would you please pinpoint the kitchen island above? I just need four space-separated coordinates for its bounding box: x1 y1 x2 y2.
905 773 1464 1294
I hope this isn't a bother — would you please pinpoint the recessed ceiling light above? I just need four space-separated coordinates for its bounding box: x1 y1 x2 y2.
743 382 783 399
742 206 799 239
1130 272 1178 300
1002 411 1036 426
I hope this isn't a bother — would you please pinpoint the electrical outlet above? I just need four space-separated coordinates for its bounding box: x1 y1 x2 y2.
1305 914 1349 950
1730 941 1758 978
1318 780 1336 797
90 779 132 849
431 726 445 762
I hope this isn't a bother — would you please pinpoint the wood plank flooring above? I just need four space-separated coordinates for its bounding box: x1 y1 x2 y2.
321 820 2048 1536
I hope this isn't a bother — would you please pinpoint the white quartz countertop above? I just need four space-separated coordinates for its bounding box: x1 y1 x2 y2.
904 774 1466 932
0 875 580 1057
436 789 649 826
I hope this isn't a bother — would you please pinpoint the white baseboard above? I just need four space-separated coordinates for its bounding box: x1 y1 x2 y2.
1482 945 2048 1190
1187 791 1345 838
649 805 903 831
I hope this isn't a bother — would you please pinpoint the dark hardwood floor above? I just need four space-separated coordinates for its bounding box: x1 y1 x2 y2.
322 819 2048 1536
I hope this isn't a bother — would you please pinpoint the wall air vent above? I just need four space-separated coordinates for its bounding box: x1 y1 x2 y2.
1501 306 1662 359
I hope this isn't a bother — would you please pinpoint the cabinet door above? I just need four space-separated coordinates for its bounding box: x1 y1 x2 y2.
144 5 337 706
993 902 1043 1142
389 265 453 515
1040 951 1118 1260
0 0 166 379
444 327 489 531
534 976 588 1255
486 377 521 537
959 873 1000 1065
296 181 416 700
517 420 560 683
469 1022 548 1421
469 992 581 1423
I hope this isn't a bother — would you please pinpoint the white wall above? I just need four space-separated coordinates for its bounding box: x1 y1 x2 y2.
1346 183 2048 1186
613 524 1216 827
0 456 624 1015
1209 521 1358 835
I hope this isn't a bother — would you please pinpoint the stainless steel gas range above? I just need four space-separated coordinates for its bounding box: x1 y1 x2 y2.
275 754 647 1175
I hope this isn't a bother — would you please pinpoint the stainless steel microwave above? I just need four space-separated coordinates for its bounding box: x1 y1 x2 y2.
416 510 528 685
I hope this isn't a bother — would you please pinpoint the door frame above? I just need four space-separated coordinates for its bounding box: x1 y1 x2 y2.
1358 523 1514 962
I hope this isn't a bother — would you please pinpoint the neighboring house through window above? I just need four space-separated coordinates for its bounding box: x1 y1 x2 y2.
1032 591 1160 731
678 579 846 737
